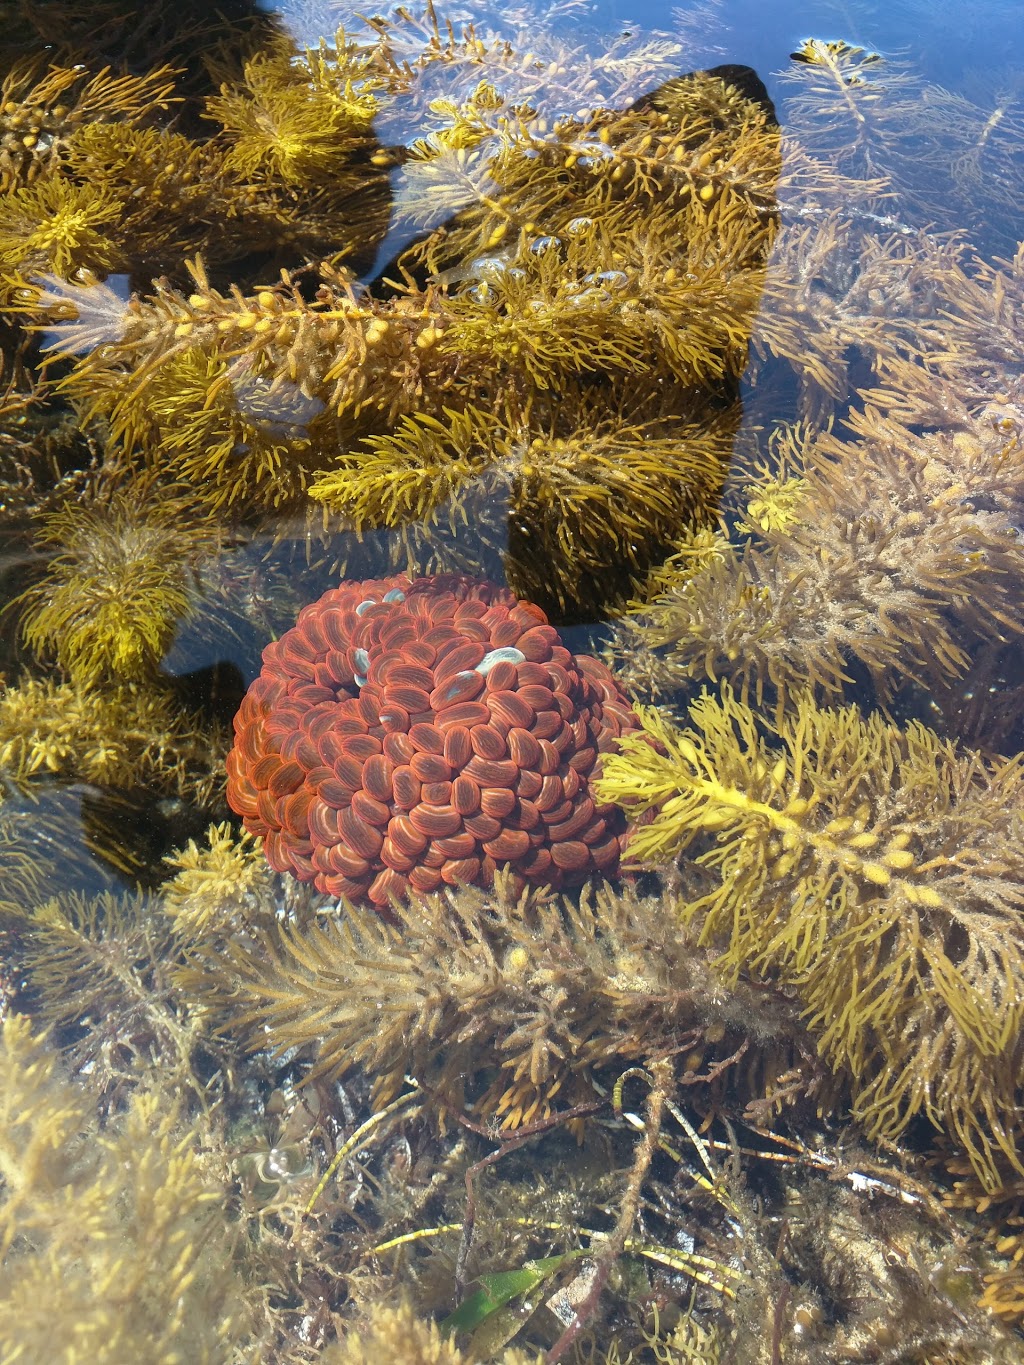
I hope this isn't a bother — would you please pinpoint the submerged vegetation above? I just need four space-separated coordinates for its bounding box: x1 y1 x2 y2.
594 689 1024 1187
1 0 1024 1359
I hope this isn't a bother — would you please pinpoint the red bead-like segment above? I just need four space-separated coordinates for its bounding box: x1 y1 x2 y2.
226 574 638 908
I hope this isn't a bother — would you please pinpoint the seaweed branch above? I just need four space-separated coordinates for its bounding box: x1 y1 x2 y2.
595 688 1024 1187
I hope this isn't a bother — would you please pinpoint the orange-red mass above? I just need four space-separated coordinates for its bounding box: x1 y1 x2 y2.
227 574 639 908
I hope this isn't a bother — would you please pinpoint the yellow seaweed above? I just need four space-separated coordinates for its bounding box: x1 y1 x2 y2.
595 687 1024 1188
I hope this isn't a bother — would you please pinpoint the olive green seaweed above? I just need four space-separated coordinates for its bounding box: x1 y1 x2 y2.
2 0 1024 1354
16 482 223 689
595 688 1024 1188
183 871 809 1130
0 1016 251 1364
615 405 1024 712
0 676 226 803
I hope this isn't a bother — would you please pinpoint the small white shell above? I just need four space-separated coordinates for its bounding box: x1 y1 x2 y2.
475 647 526 674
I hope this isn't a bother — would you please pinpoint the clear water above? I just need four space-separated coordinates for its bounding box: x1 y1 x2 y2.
2 0 1024 1359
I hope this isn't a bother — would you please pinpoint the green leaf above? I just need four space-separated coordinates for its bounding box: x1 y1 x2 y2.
440 1251 582 1338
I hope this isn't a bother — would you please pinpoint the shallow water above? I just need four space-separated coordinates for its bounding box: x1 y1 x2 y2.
1 0 1024 1360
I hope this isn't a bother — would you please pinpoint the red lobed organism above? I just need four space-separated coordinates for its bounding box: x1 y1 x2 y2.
226 574 639 908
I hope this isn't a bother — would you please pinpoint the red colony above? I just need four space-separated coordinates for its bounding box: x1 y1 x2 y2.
226 574 639 908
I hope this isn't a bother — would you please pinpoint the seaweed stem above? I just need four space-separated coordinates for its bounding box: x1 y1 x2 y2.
303 1086 421 1216
452 1098 603 1298
544 1060 671 1364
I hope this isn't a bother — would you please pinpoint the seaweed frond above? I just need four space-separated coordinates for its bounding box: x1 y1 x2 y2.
321 1299 539 1364
943 1161 1024 1327
185 872 801 1130
0 176 122 281
615 414 1024 709
61 124 230 269
24 891 218 1097
0 784 113 919
782 39 913 184
205 37 381 184
594 688 1024 1187
33 263 451 515
781 39 1024 250
106 345 329 513
0 59 179 193
0 1015 250 1362
0 677 226 804
393 65 780 278
162 821 273 941
310 398 733 617
309 405 491 530
17 483 221 689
